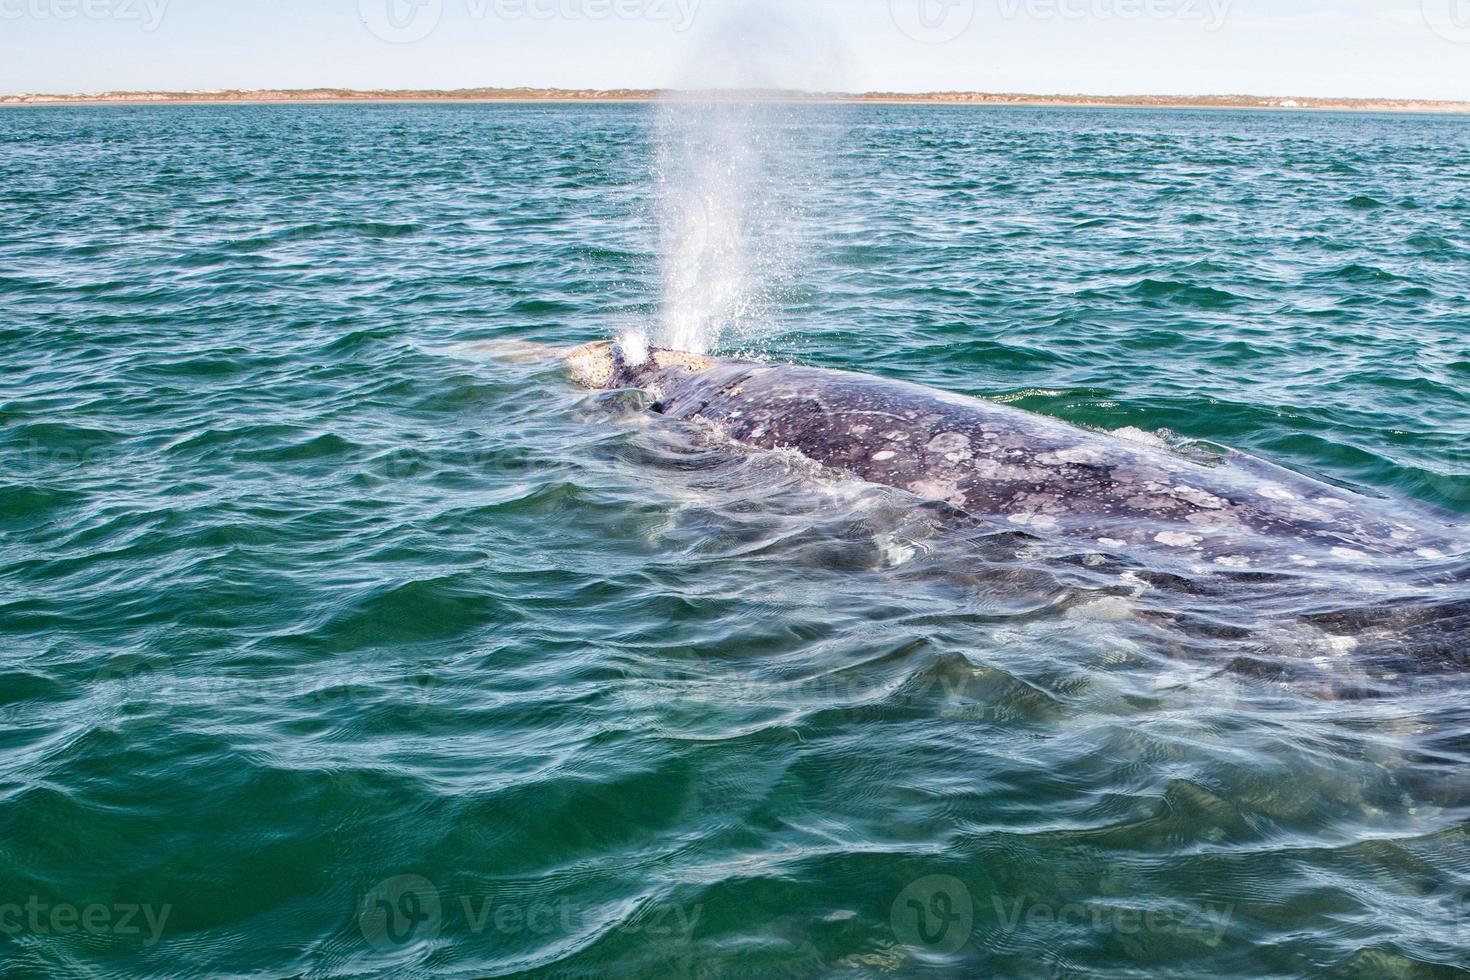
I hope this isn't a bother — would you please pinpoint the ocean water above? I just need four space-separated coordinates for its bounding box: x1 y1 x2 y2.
1 103 1468 978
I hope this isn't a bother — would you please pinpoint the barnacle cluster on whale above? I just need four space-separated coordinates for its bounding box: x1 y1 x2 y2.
564 341 1463 578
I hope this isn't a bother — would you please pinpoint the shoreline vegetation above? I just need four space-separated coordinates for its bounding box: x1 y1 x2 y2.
3 86 1469 114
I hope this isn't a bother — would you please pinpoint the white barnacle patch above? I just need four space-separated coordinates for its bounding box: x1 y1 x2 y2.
926 432 972 462
1416 547 1447 561
909 478 966 507
1214 555 1252 569
850 424 871 437
872 451 897 462
1184 510 1243 532
1098 537 1127 549
563 341 617 387
971 459 1007 480
1259 483 1298 502
1331 546 1371 561
1120 466 1172 486
1290 555 1320 567
1155 531 1202 547
1315 497 1351 510
1056 447 1103 464
1009 513 1059 531
1039 447 1104 467
651 349 713 373
1170 485 1226 510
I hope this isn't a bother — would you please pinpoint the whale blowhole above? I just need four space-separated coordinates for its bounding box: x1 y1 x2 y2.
619 331 650 367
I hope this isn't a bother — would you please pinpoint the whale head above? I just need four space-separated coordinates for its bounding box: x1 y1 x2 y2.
563 341 619 388
563 341 714 390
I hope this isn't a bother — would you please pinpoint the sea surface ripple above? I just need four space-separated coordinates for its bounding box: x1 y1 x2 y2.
1 104 1468 977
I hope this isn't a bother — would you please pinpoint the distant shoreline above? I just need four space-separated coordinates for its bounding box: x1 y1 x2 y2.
4 87 1469 114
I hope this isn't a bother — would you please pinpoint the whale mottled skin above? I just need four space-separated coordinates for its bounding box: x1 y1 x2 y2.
565 342 1463 573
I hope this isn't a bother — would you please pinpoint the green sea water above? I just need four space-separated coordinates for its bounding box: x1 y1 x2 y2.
1 103 1468 977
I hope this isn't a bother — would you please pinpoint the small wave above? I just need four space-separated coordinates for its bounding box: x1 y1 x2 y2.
318 326 401 354
0 484 85 529
1313 263 1409 284
217 221 424 252
1127 278 1243 308
303 572 515 649
0 668 68 711
509 298 580 315
235 432 361 463
1405 232 1461 256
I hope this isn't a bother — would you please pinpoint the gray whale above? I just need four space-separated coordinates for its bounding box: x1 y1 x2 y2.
565 342 1463 577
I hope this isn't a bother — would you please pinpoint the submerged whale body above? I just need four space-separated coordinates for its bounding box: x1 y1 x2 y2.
566 342 1464 579
557 341 1470 682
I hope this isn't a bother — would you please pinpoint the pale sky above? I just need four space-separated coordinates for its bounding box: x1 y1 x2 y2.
2 0 1468 100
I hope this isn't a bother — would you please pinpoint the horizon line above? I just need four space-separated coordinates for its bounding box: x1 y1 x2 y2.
5 86 1470 113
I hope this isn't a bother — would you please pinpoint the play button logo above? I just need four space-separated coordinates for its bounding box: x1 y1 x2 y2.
360 0 443 43
1423 0 1470 43
889 0 975 44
